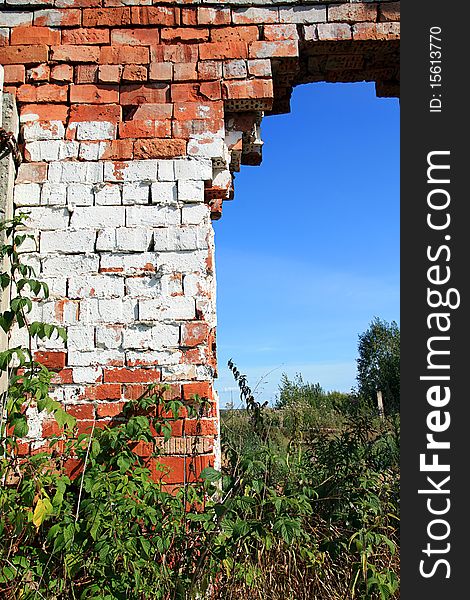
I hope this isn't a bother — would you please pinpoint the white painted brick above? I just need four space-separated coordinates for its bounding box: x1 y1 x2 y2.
14 183 41 206
22 120 65 142
122 323 180 350
100 252 157 274
67 326 95 351
79 142 102 162
70 206 125 229
0 11 32 27
152 226 206 252
183 273 211 297
279 6 326 23
116 228 151 252
211 167 232 190
94 184 122 206
76 121 116 141
59 141 80 161
157 160 175 181
126 205 180 228
125 276 161 298
72 367 102 384
48 162 103 184
42 299 79 326
104 160 158 182
80 298 137 324
96 325 123 350
150 181 177 204
67 184 94 207
42 254 99 276
68 350 123 367
174 158 212 181
125 350 182 366
181 204 210 226
41 183 67 206
161 364 198 382
139 297 195 321
17 234 38 254
122 182 150 205
96 228 116 251
196 298 216 327
69 275 124 299
40 276 67 298
177 180 205 203
187 136 226 160
24 207 69 230
25 141 60 162
160 273 183 297
156 250 208 274
40 230 96 254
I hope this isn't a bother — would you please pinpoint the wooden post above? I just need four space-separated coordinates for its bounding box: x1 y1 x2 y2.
377 390 385 420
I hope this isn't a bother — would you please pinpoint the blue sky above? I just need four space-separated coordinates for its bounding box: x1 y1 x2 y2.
213 82 400 407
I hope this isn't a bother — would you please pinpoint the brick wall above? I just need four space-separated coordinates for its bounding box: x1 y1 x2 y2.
0 0 399 483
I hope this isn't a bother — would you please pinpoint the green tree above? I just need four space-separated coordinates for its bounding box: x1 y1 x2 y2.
356 317 400 414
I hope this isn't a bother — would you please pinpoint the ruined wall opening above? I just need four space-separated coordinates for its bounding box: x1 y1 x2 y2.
214 81 399 405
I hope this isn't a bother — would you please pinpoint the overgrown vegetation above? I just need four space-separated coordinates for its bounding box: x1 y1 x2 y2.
0 216 399 599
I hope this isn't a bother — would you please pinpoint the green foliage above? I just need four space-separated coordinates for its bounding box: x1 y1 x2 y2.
0 217 399 598
356 317 400 414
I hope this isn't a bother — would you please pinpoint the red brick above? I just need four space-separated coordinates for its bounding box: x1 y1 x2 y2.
183 381 213 401
149 62 173 81
66 404 95 420
198 7 231 26
51 64 74 82
103 368 161 384
380 2 401 23
97 65 121 83
211 26 259 43
76 420 108 435
76 65 98 84
172 62 197 81
62 28 110 45
181 8 198 26
100 139 134 160
51 368 74 384
352 22 400 40
249 40 298 59
21 103 69 122
64 458 82 480
133 103 173 120
100 46 150 65
96 401 126 418
121 65 148 82
111 28 159 46
223 78 273 101
17 83 68 104
199 42 248 61
130 7 176 26
3 65 25 84
151 419 183 438
56 0 101 6
133 138 186 159
328 3 378 23
11 27 60 46
70 84 119 104
197 61 222 81
51 45 100 63
199 82 222 101
16 162 48 184
184 419 218 436
35 351 67 371
83 8 131 27
161 28 209 43
85 384 122 400
118 119 171 139
0 45 48 65
34 9 81 28
181 321 209 347
170 83 200 102
264 24 299 41
42 419 62 438
120 83 169 105
130 440 153 458
160 44 199 64
69 103 121 123
152 454 214 484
